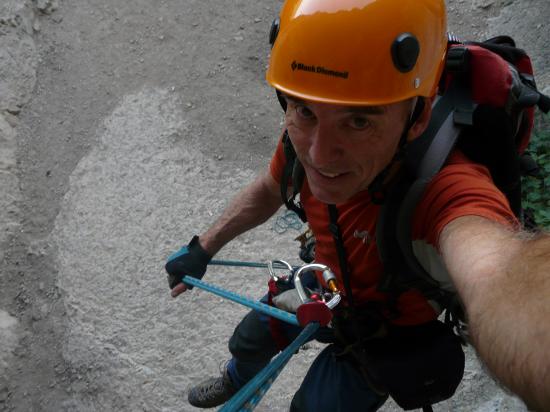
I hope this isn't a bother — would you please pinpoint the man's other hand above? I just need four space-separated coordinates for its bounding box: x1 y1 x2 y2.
165 236 212 297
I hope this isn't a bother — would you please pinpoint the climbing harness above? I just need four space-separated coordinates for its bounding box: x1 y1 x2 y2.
180 259 342 412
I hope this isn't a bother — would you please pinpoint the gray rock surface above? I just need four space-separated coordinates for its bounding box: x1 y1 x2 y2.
0 0 37 113
0 1 33 400
0 0 548 411
486 0 550 91
446 0 550 92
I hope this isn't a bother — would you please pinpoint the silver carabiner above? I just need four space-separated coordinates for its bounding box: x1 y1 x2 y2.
293 263 341 309
267 259 294 282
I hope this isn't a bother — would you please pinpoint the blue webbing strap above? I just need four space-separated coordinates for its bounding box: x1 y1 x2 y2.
220 322 320 412
182 276 299 327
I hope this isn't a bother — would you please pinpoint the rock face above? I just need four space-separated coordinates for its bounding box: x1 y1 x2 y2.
0 0 38 113
0 0 35 253
0 1 34 400
446 0 550 92
34 0 59 15
0 0 548 411
486 0 550 92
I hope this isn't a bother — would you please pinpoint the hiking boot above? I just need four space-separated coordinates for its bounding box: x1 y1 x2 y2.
188 365 238 408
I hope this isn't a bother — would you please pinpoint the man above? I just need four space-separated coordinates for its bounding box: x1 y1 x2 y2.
165 0 550 410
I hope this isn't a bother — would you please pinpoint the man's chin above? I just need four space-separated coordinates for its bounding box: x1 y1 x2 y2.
309 187 353 205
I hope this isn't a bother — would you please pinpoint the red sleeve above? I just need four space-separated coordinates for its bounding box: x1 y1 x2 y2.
269 130 288 184
413 150 519 248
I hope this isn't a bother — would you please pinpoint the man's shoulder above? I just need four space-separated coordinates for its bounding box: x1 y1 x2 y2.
435 149 494 183
412 149 517 247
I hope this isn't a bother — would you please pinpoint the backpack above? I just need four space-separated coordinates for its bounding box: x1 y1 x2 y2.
279 35 550 330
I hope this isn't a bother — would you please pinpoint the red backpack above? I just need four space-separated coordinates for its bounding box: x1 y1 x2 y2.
376 35 550 325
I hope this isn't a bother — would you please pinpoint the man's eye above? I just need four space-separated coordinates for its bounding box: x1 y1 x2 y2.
350 116 370 130
296 105 314 119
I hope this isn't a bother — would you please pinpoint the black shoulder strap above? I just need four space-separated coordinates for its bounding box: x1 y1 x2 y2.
377 81 467 304
327 204 356 309
280 131 307 222
398 83 469 269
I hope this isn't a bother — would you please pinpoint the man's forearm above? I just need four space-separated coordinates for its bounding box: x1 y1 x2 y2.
198 170 283 256
441 217 550 411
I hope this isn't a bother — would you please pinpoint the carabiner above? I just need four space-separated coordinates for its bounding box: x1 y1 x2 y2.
293 263 341 310
267 259 294 283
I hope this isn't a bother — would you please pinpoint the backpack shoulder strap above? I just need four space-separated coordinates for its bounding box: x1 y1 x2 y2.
377 87 464 304
280 131 308 222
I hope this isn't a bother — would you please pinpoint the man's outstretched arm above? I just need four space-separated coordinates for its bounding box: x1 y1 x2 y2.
440 216 550 411
199 168 283 255
169 168 284 296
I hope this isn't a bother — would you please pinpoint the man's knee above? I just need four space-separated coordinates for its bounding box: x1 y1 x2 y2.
228 310 278 362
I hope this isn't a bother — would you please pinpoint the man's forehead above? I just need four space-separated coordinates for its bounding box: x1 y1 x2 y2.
281 92 387 115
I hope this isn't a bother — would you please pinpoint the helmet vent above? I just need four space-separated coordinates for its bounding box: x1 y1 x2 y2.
391 33 420 73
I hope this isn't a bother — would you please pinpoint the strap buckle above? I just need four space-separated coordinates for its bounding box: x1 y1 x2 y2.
446 46 470 73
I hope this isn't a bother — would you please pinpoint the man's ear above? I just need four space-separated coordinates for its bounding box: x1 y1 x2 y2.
407 96 435 142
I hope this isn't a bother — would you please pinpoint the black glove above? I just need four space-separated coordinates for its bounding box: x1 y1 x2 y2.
165 236 212 290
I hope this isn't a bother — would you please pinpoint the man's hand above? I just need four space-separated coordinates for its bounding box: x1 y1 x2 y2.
165 235 212 297
164 169 282 298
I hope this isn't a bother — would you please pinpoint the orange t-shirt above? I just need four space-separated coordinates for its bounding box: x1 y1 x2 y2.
269 136 518 325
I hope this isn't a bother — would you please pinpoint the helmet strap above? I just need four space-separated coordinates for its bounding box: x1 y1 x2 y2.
368 97 425 204
276 90 288 112
398 97 425 150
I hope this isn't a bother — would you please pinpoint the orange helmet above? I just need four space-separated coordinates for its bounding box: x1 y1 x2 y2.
266 0 448 106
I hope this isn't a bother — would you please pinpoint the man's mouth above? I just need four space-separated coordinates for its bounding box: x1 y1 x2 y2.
318 170 342 178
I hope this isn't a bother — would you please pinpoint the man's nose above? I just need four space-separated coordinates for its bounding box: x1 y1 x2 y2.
308 124 342 166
